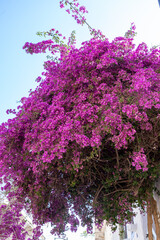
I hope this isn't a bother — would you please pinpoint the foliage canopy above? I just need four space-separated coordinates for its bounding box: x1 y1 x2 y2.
0 1 160 239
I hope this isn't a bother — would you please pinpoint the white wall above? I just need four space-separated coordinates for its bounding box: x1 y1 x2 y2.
100 208 148 240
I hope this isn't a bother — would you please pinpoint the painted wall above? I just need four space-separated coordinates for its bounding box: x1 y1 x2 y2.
95 205 158 240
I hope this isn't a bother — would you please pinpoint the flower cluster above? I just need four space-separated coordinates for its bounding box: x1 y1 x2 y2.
0 193 43 240
0 24 160 237
116 195 135 224
131 148 148 171
23 40 54 54
59 0 105 39
60 0 88 25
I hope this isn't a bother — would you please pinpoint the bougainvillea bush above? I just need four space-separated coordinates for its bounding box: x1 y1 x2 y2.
0 18 160 238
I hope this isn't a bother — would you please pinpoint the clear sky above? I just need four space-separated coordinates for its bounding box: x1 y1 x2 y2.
0 0 160 239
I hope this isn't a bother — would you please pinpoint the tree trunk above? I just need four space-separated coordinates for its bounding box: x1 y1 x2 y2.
151 197 160 240
147 199 153 240
147 195 160 240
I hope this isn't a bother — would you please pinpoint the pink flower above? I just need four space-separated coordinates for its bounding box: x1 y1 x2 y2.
66 9 70 14
79 6 86 13
60 3 64 8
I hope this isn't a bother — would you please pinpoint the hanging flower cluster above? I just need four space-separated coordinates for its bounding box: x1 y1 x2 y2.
131 148 148 171
0 22 160 238
0 191 43 240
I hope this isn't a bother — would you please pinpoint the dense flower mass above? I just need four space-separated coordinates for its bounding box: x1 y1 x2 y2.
0 25 160 238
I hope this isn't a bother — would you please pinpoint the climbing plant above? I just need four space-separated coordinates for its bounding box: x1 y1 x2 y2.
0 1 160 239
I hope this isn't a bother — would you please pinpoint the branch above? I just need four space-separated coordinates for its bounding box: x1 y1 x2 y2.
115 148 119 168
93 185 104 206
105 188 133 197
132 178 144 196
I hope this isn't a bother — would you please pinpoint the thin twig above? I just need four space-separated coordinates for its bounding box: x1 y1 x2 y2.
77 190 87 202
67 1 93 31
66 1 103 39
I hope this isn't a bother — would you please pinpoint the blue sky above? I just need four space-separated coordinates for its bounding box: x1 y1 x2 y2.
0 0 160 239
